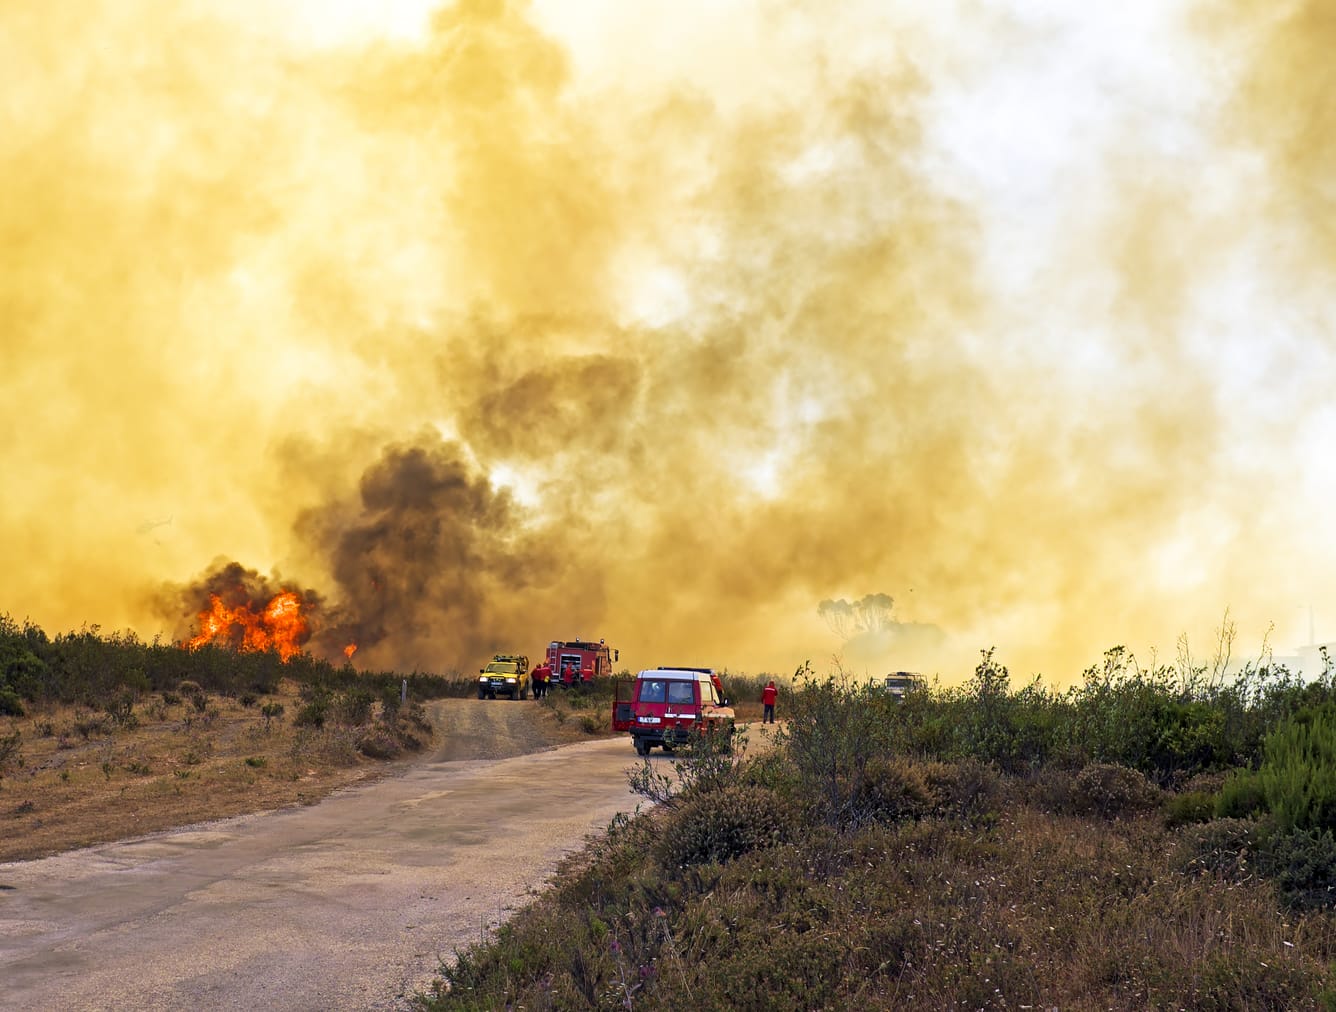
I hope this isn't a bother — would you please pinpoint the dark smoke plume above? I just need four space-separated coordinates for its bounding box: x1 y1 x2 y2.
295 434 603 672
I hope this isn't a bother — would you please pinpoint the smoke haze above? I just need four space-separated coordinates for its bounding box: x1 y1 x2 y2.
3 0 1333 682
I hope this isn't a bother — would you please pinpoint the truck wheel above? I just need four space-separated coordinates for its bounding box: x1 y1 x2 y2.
477 687 486 700
634 739 649 756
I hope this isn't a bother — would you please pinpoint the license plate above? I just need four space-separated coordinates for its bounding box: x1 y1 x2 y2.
638 716 661 724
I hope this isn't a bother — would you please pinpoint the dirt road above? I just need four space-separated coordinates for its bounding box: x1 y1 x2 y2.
0 699 648 1011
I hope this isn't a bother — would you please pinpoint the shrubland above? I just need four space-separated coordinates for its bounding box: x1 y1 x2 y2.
0 613 462 861
422 649 1336 1010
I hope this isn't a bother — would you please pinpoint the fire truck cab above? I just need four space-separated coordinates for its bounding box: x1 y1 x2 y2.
614 667 735 755
544 639 618 688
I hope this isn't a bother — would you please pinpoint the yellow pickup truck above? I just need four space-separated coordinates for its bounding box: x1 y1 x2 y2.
477 654 530 700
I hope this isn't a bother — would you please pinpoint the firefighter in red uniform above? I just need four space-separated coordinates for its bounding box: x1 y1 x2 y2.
532 662 550 699
762 680 778 724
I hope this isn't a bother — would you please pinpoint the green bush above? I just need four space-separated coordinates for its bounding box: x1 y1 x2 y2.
1174 817 1261 880
333 686 375 726
104 690 137 727
0 730 21 773
1258 703 1336 834
779 665 890 827
1163 790 1217 829
1069 763 1160 818
1259 827 1336 910
656 784 790 867
260 701 285 730
923 757 1004 823
379 683 402 723
1216 769 1268 820
847 756 937 826
1026 764 1079 813
294 700 327 729
294 683 332 729
0 687 24 716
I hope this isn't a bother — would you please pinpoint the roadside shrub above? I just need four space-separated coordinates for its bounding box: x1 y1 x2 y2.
0 688 23 716
356 728 401 759
0 730 21 773
779 665 889 827
1217 768 1268 820
1258 703 1336 834
260 701 285 731
294 684 332 729
404 701 431 734
1174 817 1260 880
333 686 375 727
1069 763 1160 818
922 757 1003 823
104 690 137 727
0 640 46 701
294 700 327 729
379 683 402 723
239 692 258 708
1260 826 1336 909
1026 764 1078 813
161 691 181 707
1163 790 1217 829
848 757 936 826
656 784 790 867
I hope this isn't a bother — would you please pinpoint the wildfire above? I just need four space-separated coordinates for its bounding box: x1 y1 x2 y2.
344 642 358 659
186 590 309 662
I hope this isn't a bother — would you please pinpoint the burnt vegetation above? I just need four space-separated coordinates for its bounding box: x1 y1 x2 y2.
424 649 1336 1010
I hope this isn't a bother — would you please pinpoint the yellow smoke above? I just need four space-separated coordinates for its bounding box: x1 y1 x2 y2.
1 0 1331 681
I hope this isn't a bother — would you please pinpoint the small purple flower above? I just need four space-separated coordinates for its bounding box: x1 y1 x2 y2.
610 938 621 954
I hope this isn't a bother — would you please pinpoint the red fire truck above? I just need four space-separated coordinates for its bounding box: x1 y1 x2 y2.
544 638 618 688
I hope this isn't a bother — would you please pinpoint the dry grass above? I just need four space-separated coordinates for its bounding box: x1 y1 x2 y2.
426 774 1336 1010
0 679 426 863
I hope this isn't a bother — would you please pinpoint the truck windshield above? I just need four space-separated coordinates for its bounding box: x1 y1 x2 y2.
639 680 667 703
667 681 694 705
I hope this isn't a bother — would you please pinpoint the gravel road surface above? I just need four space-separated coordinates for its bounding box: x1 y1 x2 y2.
0 699 648 1011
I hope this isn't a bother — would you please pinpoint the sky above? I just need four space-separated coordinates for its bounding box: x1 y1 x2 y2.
2 0 1333 684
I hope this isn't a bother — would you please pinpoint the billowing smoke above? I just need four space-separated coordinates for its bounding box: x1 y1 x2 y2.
296 434 605 671
5 1 1336 681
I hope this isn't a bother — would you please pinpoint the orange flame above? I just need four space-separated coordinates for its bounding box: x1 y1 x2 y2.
343 642 358 659
186 590 309 662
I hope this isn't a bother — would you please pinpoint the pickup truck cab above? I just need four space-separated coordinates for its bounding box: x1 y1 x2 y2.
615 667 735 756
478 654 529 700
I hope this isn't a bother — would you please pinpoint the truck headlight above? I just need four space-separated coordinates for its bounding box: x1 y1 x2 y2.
506 677 516 683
